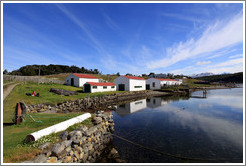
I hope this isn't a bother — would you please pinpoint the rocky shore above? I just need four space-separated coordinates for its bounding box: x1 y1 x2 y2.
25 90 169 113
23 111 124 163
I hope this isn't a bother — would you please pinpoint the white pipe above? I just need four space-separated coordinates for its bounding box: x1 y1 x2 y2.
26 113 91 142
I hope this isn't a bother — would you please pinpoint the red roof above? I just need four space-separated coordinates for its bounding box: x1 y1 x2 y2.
154 78 178 82
86 82 115 86
123 75 145 80
72 73 98 79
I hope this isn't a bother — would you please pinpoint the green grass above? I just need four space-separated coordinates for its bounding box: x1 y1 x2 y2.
3 112 92 163
3 82 124 123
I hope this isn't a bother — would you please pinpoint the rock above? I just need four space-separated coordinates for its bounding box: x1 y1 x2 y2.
62 140 72 148
52 143 66 156
39 142 51 150
59 131 68 141
92 117 102 125
108 148 120 158
63 156 72 163
86 126 98 136
46 157 57 163
33 154 47 163
74 151 80 159
114 158 126 163
79 152 84 160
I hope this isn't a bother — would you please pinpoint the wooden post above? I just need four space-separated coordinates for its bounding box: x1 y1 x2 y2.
16 102 22 125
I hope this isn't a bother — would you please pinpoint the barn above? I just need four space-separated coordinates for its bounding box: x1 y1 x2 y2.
113 75 146 91
65 73 99 87
146 78 181 90
83 82 116 93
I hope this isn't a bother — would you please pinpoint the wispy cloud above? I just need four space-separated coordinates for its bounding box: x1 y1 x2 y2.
196 61 211 65
103 13 120 31
229 54 243 59
147 12 243 69
162 12 206 23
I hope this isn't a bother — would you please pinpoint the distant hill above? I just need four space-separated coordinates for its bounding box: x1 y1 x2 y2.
8 64 101 76
196 72 243 83
191 72 215 78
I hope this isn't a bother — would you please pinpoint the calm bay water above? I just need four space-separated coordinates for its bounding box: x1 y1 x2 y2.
112 87 244 163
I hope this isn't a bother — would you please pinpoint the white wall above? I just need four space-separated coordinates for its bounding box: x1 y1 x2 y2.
79 78 99 87
146 78 161 89
129 79 146 91
113 76 130 91
90 85 116 93
65 74 99 87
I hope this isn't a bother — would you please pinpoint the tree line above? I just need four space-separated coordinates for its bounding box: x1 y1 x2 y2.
196 72 243 83
4 64 101 76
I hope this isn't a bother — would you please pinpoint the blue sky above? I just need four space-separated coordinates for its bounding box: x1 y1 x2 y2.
3 3 244 75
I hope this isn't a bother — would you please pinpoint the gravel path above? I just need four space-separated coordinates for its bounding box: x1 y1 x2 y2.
3 83 19 100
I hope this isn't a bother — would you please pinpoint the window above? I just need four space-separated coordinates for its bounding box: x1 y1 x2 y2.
152 82 155 87
111 86 115 88
134 86 142 88
92 86 97 89
135 101 143 105
103 86 107 89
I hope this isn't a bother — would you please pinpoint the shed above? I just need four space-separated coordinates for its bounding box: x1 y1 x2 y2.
65 73 99 87
146 78 181 90
113 75 146 91
83 82 116 93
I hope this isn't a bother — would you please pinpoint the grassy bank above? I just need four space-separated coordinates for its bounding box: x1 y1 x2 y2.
3 112 93 163
3 82 124 123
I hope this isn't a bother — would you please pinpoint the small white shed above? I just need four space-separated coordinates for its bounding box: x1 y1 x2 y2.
146 78 181 90
65 73 99 87
114 75 146 91
83 82 116 93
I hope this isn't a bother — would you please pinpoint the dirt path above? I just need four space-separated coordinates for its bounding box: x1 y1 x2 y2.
3 83 19 101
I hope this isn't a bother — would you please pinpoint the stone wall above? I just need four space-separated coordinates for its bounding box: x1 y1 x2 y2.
25 90 165 113
24 111 123 163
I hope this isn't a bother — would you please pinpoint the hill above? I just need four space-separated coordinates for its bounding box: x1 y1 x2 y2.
196 72 243 83
8 64 101 76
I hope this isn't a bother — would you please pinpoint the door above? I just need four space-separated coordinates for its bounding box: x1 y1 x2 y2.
118 84 125 91
146 84 150 90
71 78 74 86
84 84 91 93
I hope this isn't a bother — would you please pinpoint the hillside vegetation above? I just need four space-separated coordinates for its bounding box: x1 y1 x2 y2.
196 72 243 83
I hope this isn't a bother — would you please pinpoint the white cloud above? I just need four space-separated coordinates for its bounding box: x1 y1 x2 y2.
229 54 243 59
196 61 211 65
147 12 243 69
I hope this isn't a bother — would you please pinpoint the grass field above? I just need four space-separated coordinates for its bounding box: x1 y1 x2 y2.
3 112 92 163
3 82 124 123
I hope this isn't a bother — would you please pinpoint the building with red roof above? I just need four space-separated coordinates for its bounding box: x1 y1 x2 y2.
83 82 116 93
146 78 181 90
65 73 99 87
114 75 146 91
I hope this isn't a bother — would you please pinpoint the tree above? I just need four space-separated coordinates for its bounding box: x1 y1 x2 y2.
116 72 120 76
3 69 8 74
125 73 132 76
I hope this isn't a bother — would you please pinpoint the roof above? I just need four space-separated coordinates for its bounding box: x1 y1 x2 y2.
72 73 98 79
86 82 115 86
123 75 145 80
154 78 179 82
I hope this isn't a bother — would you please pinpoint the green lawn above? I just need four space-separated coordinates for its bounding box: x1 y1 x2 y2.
3 112 92 163
3 82 124 123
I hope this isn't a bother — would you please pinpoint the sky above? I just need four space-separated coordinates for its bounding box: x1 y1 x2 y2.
3 2 244 75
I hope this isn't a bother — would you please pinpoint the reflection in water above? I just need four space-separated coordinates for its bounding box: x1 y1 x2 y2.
112 87 243 163
115 99 147 116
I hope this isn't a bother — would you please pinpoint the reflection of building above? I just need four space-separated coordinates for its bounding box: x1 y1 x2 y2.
146 97 169 109
115 99 147 116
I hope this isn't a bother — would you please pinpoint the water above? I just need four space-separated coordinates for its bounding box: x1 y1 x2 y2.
112 87 244 163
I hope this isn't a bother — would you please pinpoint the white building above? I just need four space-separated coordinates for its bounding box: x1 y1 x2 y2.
146 78 181 90
65 73 99 87
113 75 146 91
115 99 147 116
83 82 116 93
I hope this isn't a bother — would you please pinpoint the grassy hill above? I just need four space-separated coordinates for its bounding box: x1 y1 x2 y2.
196 72 243 83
